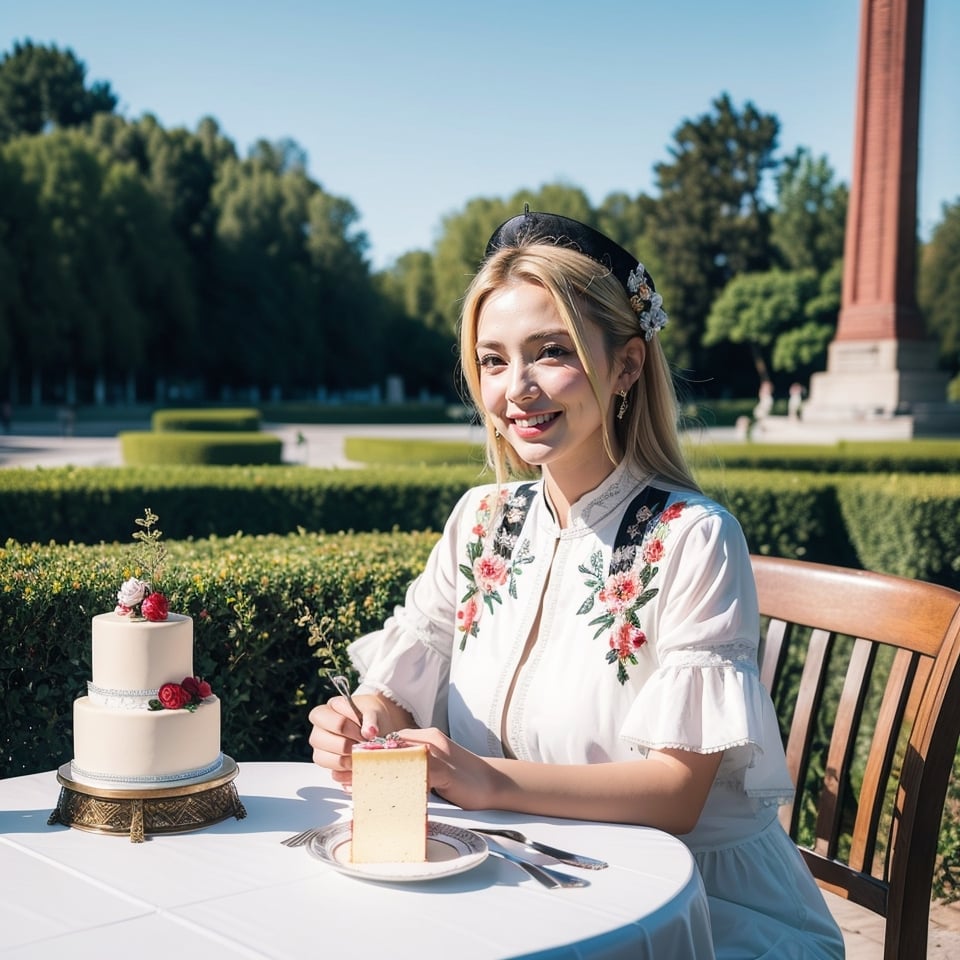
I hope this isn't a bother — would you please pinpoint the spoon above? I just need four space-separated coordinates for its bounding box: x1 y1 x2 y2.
330 675 365 728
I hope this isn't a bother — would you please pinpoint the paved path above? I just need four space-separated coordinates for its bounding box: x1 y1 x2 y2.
5 419 960 955
0 423 489 470
0 420 741 470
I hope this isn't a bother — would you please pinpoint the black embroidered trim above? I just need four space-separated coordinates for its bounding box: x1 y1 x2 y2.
608 486 668 575
491 482 537 559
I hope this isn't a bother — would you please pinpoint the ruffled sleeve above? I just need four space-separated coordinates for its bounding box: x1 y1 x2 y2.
348 490 473 731
619 502 795 802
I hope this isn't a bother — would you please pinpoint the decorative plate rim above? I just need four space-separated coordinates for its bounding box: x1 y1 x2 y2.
305 819 488 882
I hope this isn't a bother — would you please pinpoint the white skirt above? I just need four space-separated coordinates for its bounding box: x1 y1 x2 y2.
692 815 845 959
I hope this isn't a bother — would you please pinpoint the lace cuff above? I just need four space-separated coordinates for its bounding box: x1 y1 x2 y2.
620 651 795 803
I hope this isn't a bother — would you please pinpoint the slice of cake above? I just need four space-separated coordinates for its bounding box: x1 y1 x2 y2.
351 736 428 863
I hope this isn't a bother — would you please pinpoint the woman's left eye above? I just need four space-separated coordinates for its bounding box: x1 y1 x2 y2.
539 344 569 360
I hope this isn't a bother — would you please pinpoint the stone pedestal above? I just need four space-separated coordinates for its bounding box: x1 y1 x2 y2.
804 339 949 417
756 337 960 441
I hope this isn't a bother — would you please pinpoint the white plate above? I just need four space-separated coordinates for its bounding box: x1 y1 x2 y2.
305 820 488 882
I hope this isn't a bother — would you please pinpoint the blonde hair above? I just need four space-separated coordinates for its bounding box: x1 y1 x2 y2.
458 244 700 492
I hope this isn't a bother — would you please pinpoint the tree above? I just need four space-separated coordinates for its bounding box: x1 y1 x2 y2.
704 264 839 385
247 137 308 175
432 184 599 335
650 94 780 373
771 147 848 273
0 41 116 142
918 199 960 370
376 252 457 397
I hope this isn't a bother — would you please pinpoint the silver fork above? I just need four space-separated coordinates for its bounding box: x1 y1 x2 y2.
488 849 589 888
281 827 324 848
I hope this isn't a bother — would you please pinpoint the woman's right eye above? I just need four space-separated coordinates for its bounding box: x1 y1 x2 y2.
477 355 504 369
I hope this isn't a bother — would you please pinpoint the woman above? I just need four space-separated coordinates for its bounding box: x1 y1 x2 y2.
309 209 844 958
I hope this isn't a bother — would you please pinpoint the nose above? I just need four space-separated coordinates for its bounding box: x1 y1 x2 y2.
505 360 540 402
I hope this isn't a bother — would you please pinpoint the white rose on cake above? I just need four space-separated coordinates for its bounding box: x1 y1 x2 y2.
116 577 150 615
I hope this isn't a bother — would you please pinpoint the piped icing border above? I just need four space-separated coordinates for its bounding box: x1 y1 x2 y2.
86 681 158 708
69 753 224 788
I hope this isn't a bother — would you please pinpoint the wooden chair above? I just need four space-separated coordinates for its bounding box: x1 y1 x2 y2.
751 554 960 960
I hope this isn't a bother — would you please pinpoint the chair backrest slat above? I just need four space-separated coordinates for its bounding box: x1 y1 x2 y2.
813 637 876 860
750 555 960 960
849 648 921 875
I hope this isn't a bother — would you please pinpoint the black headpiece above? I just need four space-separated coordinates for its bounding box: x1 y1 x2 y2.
483 207 668 339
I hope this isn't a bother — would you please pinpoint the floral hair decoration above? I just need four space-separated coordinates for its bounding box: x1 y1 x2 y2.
484 206 669 340
626 266 668 340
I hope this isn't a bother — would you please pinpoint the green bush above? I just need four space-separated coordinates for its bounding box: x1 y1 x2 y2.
687 439 960 474
836 473 960 589
345 437 488 466
0 464 483 542
151 408 262 432
0 530 437 780
1 463 958 586
120 431 283 466
698 469 856 565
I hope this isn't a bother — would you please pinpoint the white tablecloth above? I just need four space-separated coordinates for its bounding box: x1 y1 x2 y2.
0 762 715 959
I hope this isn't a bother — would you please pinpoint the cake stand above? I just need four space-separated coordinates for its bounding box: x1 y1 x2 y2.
48 756 247 842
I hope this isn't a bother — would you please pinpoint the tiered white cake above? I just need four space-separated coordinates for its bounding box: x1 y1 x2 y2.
71 612 222 789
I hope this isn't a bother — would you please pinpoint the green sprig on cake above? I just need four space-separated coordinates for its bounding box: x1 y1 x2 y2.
115 508 169 621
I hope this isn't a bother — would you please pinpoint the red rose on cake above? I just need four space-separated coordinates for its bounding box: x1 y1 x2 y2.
182 676 213 700
149 676 214 712
114 576 169 621
141 591 170 621
157 682 192 709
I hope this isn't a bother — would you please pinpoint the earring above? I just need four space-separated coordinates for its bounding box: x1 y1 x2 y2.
494 428 501 439
616 389 629 421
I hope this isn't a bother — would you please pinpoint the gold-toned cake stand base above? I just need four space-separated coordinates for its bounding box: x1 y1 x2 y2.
48 756 246 842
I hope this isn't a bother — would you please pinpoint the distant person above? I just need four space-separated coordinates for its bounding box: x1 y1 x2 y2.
788 382 805 420
753 379 774 420
309 209 844 956
0 399 11 433
58 404 76 437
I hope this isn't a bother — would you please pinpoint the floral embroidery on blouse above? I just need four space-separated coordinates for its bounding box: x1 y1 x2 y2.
457 485 536 649
578 497 687 683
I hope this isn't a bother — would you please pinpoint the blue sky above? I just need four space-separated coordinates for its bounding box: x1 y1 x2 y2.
6 0 958 269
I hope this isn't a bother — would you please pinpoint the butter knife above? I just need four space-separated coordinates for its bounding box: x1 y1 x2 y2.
473 828 608 869
487 849 589 888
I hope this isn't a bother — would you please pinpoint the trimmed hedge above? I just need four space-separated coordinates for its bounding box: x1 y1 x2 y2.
0 465 482 542
120 431 283 466
151 408 263 432
345 436 960 475
688 439 960 474
344 437 489 467
835 473 960 586
0 464 958 587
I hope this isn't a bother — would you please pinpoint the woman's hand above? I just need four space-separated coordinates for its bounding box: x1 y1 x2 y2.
308 692 415 789
395 727 504 811
307 693 386 787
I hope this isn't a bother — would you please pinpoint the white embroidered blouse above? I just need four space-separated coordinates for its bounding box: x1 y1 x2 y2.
350 458 795 850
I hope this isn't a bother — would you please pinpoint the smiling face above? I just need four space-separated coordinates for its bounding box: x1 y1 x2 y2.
475 281 627 504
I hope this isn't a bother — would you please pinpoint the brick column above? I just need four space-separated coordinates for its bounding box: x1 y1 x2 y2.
802 0 954 429
837 0 924 341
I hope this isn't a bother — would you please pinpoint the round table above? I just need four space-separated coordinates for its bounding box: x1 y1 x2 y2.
0 761 716 958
